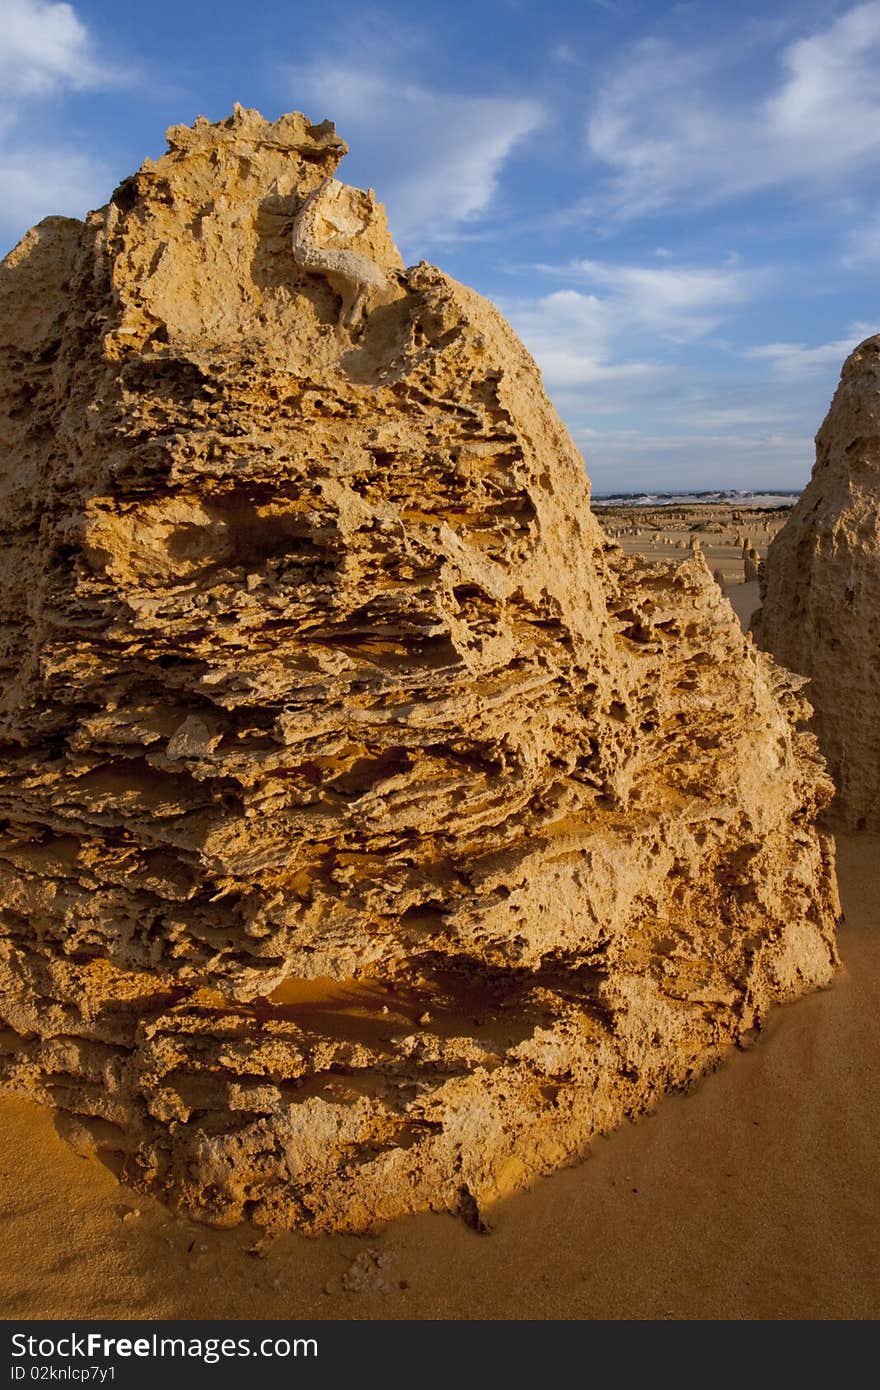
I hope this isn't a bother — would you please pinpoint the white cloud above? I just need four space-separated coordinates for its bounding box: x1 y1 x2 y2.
0 1 118 247
766 3 880 152
0 0 109 95
559 259 758 339
504 257 755 398
502 260 849 491
0 148 110 236
285 63 543 247
586 3 880 217
743 324 874 378
505 287 664 398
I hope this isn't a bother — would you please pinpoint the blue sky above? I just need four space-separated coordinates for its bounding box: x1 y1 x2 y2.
2 0 879 493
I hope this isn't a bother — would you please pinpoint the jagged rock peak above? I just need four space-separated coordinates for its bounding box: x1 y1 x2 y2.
0 109 840 1232
164 104 346 156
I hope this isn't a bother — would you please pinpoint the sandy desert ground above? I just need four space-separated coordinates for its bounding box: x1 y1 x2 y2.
593 501 791 629
594 500 790 592
1 504 877 1322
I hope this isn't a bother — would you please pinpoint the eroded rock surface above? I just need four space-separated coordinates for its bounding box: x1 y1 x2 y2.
0 107 839 1232
754 336 880 831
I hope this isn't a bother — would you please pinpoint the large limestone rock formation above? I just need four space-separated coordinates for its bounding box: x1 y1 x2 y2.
0 108 839 1232
753 336 880 831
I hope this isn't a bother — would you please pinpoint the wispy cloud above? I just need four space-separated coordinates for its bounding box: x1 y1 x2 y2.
585 2 880 217
0 0 112 94
0 149 110 236
532 258 759 339
504 256 756 401
0 1 119 245
742 323 873 378
284 62 543 249
505 287 664 399
500 251 852 491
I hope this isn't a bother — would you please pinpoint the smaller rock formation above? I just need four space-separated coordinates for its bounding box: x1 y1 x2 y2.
753 335 880 830
743 545 760 584
291 175 398 327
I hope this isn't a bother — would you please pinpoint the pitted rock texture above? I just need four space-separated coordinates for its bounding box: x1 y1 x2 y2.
753 335 880 832
0 107 839 1232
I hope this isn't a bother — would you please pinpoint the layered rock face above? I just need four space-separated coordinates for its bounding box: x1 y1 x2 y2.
753 336 880 831
0 108 839 1232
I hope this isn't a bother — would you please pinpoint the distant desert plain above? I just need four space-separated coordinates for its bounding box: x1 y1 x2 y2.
594 500 791 628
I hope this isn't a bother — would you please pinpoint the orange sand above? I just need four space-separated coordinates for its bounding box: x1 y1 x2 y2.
0 829 877 1321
